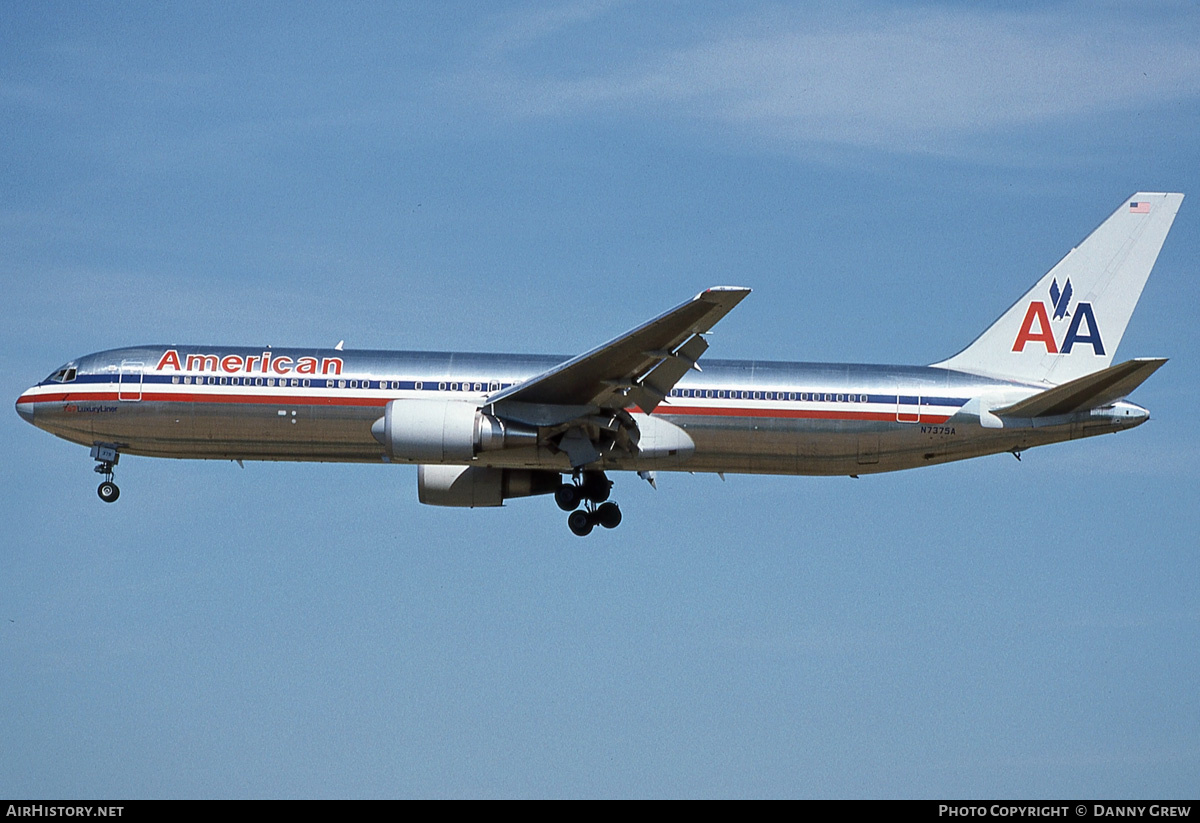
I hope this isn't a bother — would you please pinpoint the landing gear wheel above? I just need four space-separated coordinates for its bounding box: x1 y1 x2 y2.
580 471 612 503
567 509 594 537
91 444 121 503
97 481 120 503
596 501 622 529
555 483 582 511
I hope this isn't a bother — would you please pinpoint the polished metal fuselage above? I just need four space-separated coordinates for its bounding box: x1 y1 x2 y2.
16 345 1148 477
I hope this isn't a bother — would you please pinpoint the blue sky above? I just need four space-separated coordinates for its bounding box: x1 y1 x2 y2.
3 1 1198 798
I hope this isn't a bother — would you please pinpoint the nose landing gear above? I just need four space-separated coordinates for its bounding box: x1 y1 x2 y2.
91 443 121 503
558 471 622 536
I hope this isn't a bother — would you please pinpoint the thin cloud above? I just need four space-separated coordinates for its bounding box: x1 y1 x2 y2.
475 0 627 59
457 4 1200 154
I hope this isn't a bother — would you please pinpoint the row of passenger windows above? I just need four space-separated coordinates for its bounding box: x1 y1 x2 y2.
168 374 872 402
670 388 868 403
174 375 317 387
170 375 514 391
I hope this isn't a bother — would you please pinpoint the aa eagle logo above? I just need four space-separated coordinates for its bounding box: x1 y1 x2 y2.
1011 277 1105 355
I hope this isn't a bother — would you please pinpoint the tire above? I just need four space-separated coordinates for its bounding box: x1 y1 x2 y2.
567 510 594 536
580 472 611 503
97 482 120 503
596 502 622 529
555 483 582 511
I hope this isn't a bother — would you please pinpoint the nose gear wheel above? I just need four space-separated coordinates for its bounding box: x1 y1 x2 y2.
90 443 121 503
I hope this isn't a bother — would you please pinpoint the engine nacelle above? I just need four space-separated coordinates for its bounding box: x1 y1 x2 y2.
418 465 560 507
371 398 538 462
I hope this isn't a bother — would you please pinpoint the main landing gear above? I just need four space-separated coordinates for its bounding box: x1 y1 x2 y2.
556 470 622 536
91 443 121 503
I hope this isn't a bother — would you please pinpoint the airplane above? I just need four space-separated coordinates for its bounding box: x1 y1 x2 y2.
16 192 1183 535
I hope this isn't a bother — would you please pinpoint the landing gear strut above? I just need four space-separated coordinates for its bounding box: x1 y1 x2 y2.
558 470 622 536
91 443 121 503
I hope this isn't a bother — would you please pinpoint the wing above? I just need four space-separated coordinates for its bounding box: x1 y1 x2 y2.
487 286 750 417
484 286 751 468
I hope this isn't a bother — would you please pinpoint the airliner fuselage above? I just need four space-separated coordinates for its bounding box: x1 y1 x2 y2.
17 345 1146 474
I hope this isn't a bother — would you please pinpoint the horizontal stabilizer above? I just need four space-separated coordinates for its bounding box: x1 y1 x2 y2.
994 358 1166 418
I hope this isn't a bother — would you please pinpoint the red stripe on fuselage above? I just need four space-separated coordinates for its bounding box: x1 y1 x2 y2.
19 390 391 407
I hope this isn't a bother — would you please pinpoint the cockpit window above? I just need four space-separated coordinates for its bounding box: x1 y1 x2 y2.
47 364 78 383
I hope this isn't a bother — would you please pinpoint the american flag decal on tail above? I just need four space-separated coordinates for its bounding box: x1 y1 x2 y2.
1130 201 1151 213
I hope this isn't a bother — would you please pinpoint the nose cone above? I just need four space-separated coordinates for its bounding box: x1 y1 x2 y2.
15 391 36 426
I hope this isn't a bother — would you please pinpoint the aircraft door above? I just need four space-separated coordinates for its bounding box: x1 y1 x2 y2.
896 391 920 423
118 360 144 401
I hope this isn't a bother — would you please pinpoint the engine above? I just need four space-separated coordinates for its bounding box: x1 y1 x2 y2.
371 398 538 462
418 465 560 507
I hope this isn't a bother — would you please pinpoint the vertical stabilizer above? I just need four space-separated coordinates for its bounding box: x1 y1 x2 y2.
932 193 1182 385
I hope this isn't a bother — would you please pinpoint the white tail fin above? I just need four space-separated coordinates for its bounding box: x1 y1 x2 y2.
932 192 1183 385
